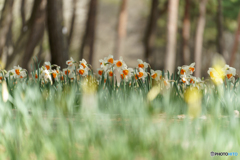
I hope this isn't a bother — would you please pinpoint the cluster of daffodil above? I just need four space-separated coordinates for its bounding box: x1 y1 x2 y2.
177 63 205 89
0 55 238 89
208 65 236 85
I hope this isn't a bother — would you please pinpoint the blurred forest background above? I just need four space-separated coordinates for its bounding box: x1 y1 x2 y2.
0 0 240 77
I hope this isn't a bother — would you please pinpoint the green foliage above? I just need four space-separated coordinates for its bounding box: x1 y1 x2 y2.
0 75 240 159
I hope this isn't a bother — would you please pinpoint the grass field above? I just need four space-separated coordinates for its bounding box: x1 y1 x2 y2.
0 57 240 159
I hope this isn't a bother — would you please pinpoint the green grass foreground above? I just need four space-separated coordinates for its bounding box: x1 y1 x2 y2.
0 80 240 160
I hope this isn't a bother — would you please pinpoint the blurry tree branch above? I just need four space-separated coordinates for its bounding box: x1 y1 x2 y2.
47 0 68 68
21 0 26 30
7 0 46 70
0 0 14 66
79 0 98 65
114 0 128 60
68 0 77 47
182 0 191 65
216 0 225 56
144 0 168 64
143 0 159 64
194 0 208 77
164 0 179 74
229 12 240 67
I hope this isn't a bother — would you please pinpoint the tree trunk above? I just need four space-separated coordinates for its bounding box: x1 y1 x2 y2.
216 0 224 56
182 0 191 65
164 0 179 74
229 12 240 67
79 0 98 65
0 0 14 59
114 0 128 60
6 0 46 70
21 0 26 30
47 0 69 68
144 0 159 63
68 0 77 47
194 0 207 78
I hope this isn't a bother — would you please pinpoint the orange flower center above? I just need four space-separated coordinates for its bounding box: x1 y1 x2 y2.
61 76 64 80
190 79 194 84
182 79 186 83
109 71 113 77
135 74 138 79
98 70 103 76
164 80 168 86
79 69 85 75
52 73 57 79
160 75 162 80
138 64 144 68
138 72 143 78
65 70 70 75
121 74 125 79
189 67 195 72
227 74 232 79
0 77 2 80
104 79 107 83
15 69 20 75
116 61 122 67
20 76 23 79
123 70 129 76
56 70 59 73
180 69 185 75
46 65 50 70
108 58 114 64
68 61 71 64
100 62 102 65
151 73 157 79
210 71 214 78
81 63 86 68
35 74 38 79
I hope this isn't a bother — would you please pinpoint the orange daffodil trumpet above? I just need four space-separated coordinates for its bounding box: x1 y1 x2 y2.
137 59 148 70
44 62 51 70
135 68 148 80
114 56 127 72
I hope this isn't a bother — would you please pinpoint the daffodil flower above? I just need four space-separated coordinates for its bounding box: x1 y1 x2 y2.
114 57 126 71
13 65 22 76
77 66 88 77
79 59 88 69
66 57 75 67
207 67 224 84
137 59 148 69
97 68 104 77
135 68 147 80
150 69 162 81
44 62 51 70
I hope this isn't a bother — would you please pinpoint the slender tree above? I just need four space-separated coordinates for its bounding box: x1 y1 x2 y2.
21 0 26 30
182 0 191 65
144 0 159 63
164 0 179 74
47 0 69 68
79 0 98 65
0 0 14 61
114 0 128 60
68 0 77 47
216 0 225 55
194 0 208 77
6 0 46 70
229 12 240 67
